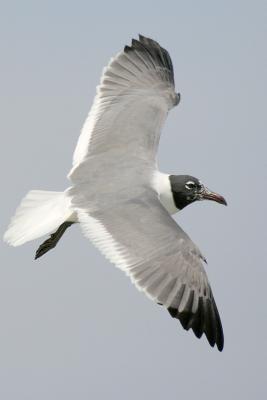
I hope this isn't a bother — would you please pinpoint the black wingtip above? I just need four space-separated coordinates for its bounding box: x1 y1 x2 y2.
167 294 224 352
124 45 132 53
138 34 148 43
138 34 159 47
122 34 175 86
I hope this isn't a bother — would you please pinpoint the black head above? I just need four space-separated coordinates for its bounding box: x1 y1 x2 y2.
169 175 227 210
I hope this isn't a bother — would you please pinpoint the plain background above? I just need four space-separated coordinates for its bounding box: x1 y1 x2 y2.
1 1 266 399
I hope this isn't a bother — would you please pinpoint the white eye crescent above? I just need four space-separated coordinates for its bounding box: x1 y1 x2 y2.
185 181 197 190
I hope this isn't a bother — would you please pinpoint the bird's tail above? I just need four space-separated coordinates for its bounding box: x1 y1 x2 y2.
3 190 74 247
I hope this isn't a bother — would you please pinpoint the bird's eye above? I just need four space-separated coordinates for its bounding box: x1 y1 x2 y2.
185 181 197 190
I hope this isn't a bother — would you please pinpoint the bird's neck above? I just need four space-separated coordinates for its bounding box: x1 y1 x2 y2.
152 172 179 215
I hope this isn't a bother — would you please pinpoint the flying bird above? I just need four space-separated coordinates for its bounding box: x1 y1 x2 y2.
4 35 227 351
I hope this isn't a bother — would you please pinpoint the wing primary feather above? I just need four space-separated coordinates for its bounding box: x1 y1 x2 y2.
131 39 159 69
203 299 216 347
139 35 168 70
211 296 224 351
191 297 205 338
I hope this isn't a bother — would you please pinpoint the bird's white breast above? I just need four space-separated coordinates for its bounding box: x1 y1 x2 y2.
152 172 178 215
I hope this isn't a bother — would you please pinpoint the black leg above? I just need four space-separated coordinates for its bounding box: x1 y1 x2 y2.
35 221 74 260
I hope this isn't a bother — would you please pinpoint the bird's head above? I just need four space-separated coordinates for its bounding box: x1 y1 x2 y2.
169 175 227 210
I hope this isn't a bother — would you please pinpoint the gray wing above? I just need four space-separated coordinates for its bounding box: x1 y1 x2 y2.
68 186 224 351
69 35 180 176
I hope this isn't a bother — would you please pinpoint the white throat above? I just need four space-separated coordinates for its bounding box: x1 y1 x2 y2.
152 172 178 215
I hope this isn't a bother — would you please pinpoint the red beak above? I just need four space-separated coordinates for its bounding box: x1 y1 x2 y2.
201 188 227 206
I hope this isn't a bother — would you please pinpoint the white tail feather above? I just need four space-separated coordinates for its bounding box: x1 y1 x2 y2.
3 190 75 246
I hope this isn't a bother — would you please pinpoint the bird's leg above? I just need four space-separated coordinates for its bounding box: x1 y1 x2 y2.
35 221 74 260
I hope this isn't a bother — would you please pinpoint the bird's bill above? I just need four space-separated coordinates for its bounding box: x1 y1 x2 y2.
201 187 227 206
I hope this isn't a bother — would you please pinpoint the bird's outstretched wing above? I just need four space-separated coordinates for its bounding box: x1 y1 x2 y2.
69 188 224 351
69 35 180 176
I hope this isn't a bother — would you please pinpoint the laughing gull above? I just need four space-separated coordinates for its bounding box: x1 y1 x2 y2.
4 35 227 351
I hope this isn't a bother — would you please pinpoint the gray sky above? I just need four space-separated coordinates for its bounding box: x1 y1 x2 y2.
1 1 266 399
